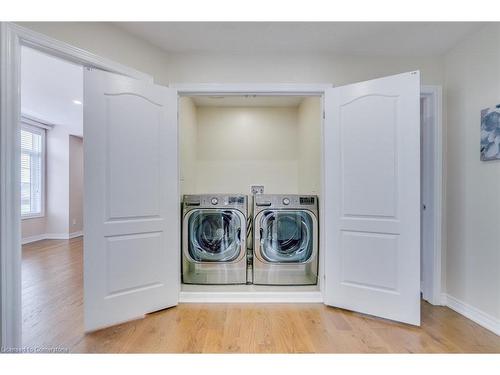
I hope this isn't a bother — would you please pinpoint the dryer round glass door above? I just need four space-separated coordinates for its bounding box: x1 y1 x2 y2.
259 210 314 263
188 209 242 262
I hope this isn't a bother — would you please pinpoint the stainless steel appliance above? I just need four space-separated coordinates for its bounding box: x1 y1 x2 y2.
253 194 318 285
182 194 248 284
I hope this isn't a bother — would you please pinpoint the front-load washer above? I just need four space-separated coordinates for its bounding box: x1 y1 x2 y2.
253 194 318 285
182 194 248 284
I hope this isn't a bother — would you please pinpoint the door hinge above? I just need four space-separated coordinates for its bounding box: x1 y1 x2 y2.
323 111 325 119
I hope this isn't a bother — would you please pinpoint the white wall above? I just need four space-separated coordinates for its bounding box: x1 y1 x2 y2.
298 97 322 194
444 24 500 321
17 23 444 87
192 106 300 195
164 52 444 86
180 100 322 196
179 97 198 195
69 135 83 235
45 126 70 236
21 217 46 241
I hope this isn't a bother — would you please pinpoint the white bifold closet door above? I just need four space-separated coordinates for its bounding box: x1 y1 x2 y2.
323 71 421 325
83 69 179 331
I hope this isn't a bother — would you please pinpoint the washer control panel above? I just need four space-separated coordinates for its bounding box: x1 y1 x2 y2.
183 194 247 210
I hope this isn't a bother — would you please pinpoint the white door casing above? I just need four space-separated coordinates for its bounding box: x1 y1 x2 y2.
84 69 179 331
323 72 421 325
420 94 436 304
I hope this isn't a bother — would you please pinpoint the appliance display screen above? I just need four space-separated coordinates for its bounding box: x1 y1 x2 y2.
228 196 245 204
299 197 315 205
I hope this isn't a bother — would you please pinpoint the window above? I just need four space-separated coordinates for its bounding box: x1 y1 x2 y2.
21 124 45 218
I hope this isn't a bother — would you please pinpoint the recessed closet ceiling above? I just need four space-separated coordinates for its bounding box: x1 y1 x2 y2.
115 22 484 56
191 96 310 107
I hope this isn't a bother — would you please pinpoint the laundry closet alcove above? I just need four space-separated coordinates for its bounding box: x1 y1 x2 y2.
178 94 323 302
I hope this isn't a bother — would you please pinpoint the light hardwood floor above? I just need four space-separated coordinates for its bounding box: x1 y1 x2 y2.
22 237 500 353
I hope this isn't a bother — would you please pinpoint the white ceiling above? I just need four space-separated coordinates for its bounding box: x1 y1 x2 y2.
191 95 311 107
21 46 83 136
115 22 485 56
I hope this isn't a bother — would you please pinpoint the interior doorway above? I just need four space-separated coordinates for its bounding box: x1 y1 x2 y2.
420 86 443 306
0 23 154 348
20 45 85 347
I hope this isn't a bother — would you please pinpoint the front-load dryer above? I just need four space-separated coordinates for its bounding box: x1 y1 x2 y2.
182 194 248 284
253 194 318 285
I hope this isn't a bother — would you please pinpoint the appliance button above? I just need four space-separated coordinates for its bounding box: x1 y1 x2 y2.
282 197 290 205
211 197 218 205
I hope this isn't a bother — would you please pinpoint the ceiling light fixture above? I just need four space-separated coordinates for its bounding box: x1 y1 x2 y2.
72 100 82 105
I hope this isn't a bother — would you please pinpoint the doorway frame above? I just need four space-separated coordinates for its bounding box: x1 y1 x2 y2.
0 22 152 348
174 84 331 303
420 85 444 306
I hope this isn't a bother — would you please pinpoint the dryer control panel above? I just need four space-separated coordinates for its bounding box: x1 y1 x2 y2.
254 194 318 212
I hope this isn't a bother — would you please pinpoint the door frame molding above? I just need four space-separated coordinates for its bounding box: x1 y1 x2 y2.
420 85 444 306
174 83 331 302
0 22 152 348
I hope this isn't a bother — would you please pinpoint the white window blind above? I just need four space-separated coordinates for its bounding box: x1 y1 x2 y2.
21 125 45 217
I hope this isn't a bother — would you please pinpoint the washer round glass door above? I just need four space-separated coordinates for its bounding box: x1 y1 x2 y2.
188 209 242 262
258 210 314 263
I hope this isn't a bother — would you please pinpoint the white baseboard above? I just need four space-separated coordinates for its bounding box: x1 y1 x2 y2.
21 234 47 245
22 231 83 244
68 231 83 239
179 291 323 303
441 293 500 336
440 293 448 305
45 233 71 240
